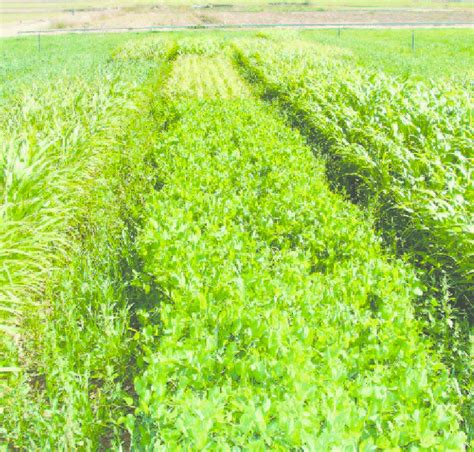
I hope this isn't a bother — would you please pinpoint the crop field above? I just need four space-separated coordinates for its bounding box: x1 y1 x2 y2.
301 29 474 81
0 29 472 449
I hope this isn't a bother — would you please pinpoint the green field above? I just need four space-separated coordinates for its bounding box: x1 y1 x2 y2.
302 28 474 81
0 30 472 449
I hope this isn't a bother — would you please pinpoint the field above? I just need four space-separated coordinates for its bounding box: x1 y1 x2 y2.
302 28 474 80
0 29 472 449
1 0 473 36
3 0 473 11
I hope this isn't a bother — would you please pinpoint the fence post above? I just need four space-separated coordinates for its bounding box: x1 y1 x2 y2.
411 30 415 52
338 27 341 38
37 32 41 52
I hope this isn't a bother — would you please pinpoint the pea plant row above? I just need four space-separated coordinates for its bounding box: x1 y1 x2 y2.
128 38 467 448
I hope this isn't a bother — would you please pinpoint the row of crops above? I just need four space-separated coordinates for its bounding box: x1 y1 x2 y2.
0 50 167 446
131 51 467 447
1 34 472 448
234 39 472 314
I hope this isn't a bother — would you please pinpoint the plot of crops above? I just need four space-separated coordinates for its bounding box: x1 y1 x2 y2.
165 55 250 99
1 32 472 449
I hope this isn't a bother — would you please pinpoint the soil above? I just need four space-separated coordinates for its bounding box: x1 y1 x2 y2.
1 6 472 36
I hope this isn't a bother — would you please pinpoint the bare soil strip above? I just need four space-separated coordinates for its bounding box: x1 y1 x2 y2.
2 6 472 36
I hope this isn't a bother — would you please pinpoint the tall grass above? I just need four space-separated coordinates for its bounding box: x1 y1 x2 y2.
0 78 117 373
0 50 164 446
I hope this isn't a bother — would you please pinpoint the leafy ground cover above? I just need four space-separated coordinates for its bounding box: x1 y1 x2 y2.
127 48 466 448
0 31 472 448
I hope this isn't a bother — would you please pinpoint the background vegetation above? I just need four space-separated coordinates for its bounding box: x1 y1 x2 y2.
302 28 474 81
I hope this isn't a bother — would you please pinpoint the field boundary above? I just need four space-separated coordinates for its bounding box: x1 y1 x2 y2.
16 21 474 35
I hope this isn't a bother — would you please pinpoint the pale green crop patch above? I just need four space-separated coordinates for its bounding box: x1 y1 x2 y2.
111 36 178 61
165 55 250 99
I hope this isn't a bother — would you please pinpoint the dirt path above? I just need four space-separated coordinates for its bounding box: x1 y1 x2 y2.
1 6 472 36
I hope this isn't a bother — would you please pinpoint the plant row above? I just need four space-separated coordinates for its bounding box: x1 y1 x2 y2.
234 39 473 318
0 53 165 448
165 54 251 99
131 55 465 448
